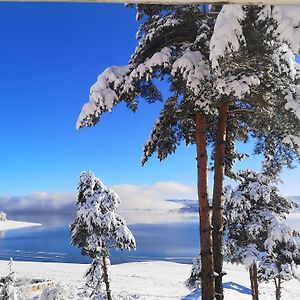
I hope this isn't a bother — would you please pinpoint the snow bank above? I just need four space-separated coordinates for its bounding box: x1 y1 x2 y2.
0 220 41 231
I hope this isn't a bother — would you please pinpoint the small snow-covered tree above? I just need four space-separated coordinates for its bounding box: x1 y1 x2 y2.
0 211 7 221
258 219 300 300
0 259 20 300
70 171 136 300
224 170 299 300
186 255 202 290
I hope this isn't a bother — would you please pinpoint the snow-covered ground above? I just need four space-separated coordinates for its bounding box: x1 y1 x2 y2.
0 260 299 300
0 220 41 231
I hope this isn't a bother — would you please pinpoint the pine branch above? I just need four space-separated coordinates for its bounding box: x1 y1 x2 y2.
229 109 255 115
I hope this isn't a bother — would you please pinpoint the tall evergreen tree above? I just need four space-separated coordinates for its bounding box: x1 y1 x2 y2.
209 6 300 298
70 172 136 300
77 5 219 299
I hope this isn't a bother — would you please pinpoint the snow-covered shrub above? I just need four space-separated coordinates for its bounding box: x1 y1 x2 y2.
186 255 202 290
70 171 136 300
40 284 73 300
0 211 7 221
0 275 16 300
0 259 22 300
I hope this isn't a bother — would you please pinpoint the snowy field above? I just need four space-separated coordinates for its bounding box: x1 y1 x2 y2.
0 220 41 231
0 260 299 300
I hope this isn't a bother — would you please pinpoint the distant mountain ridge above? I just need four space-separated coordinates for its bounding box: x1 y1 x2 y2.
289 196 300 202
169 196 300 214
167 199 198 213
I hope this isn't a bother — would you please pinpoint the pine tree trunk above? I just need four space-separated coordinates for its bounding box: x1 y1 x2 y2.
275 277 281 300
249 266 255 299
195 112 215 300
102 254 112 300
212 104 229 300
252 263 259 300
249 264 259 300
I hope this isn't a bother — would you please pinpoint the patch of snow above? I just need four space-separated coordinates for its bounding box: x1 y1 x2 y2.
0 220 41 231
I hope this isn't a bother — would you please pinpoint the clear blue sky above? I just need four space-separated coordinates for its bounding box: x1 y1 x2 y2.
0 3 299 196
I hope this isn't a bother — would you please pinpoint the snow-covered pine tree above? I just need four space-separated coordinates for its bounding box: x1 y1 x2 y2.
224 170 299 300
134 6 218 299
70 171 136 300
209 6 300 298
258 217 300 300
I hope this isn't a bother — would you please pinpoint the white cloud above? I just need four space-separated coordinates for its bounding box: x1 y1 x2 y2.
0 192 76 213
0 181 198 225
112 181 197 224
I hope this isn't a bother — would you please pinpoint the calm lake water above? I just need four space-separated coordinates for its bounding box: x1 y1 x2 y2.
0 222 200 264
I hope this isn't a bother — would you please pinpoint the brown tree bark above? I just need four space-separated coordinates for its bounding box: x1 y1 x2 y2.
249 266 255 299
195 112 215 300
275 277 281 300
249 264 259 300
252 263 259 300
212 103 229 300
102 254 112 300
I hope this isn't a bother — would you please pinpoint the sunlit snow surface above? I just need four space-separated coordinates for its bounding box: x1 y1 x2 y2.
0 260 299 300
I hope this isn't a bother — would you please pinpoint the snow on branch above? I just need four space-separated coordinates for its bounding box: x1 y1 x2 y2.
136 14 180 47
264 218 296 253
171 48 210 95
259 6 300 54
215 74 260 99
210 5 246 69
210 5 300 69
129 47 172 81
282 65 300 156
76 66 131 130
284 86 300 121
273 44 299 81
283 135 300 157
76 47 172 130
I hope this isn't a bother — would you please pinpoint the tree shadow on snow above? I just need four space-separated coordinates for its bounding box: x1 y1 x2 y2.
181 289 201 300
181 282 251 299
223 281 252 295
